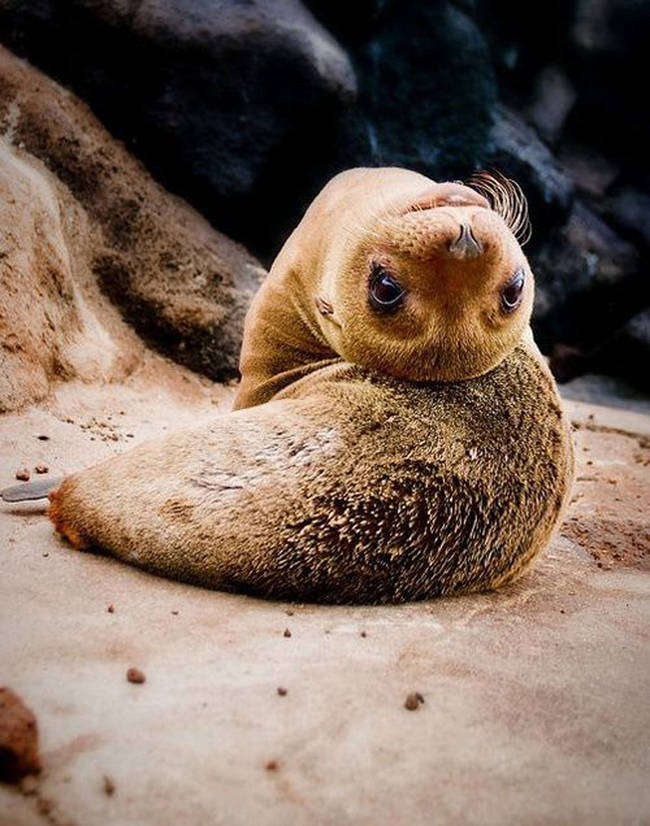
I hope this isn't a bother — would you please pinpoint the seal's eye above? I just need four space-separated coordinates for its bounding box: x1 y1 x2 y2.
369 268 405 313
501 269 525 313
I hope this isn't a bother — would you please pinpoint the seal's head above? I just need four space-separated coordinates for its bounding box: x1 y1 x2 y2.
236 167 535 408
313 170 534 383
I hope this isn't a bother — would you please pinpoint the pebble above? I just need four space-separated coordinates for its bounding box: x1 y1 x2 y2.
404 692 425 711
126 667 146 684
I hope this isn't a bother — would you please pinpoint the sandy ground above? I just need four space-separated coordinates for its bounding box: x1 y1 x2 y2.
1 358 649 826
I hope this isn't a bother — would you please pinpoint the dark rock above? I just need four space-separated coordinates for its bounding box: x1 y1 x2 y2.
552 309 650 391
488 106 574 237
601 310 650 390
233 0 499 258
557 141 619 199
531 200 643 352
302 0 387 42
526 64 577 147
351 1 497 179
565 0 650 164
475 0 577 92
0 0 356 261
606 188 650 251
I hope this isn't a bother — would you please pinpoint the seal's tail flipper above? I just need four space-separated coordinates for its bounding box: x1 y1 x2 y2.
1 477 62 502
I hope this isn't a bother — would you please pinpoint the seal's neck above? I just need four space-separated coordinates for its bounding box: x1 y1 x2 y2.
233 256 338 410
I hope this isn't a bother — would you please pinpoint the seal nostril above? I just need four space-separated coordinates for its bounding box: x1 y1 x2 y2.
448 223 483 258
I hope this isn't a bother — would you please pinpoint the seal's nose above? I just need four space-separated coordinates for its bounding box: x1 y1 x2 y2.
448 222 483 258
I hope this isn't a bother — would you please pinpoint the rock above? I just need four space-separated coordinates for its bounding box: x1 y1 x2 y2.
566 0 650 161
475 0 577 91
0 0 356 260
598 310 650 391
303 0 387 42
606 188 650 251
531 200 643 352
0 687 40 782
352 1 497 180
557 141 619 199
551 309 650 391
220 0 499 258
0 46 263 412
526 64 577 146
488 105 574 237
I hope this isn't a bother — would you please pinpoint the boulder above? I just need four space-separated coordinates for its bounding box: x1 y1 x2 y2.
556 141 619 199
526 64 577 147
487 105 574 238
474 0 577 92
531 200 642 352
550 309 650 390
244 0 499 255
0 0 357 260
566 0 650 163
606 187 650 251
351 1 497 180
0 46 264 412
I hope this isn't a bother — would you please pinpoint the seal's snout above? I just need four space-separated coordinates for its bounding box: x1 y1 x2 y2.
448 222 483 259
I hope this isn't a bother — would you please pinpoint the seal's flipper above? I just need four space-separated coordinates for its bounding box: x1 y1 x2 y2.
1 477 61 502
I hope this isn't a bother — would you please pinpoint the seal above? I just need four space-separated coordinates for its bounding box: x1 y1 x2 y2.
40 167 572 603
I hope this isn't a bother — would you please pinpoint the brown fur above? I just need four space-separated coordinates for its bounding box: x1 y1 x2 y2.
48 168 574 604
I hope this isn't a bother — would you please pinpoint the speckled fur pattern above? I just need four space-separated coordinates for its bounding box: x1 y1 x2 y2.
48 167 574 604
48 346 572 604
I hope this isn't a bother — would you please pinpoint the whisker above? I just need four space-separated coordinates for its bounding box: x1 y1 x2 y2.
466 170 532 246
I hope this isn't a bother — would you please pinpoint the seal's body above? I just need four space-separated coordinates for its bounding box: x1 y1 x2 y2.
45 168 573 603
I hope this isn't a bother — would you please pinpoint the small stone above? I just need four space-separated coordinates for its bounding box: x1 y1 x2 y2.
15 468 30 481
360 631 367 638
103 775 115 796
283 628 291 638
126 667 146 684
171 610 179 615
34 464 49 474
107 604 115 614
285 609 294 616
42 553 48 558
36 797 53 814
265 760 278 771
404 692 425 711
36 435 49 441
277 687 287 696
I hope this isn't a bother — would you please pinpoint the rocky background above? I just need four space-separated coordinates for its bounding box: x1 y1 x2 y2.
0 0 649 393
